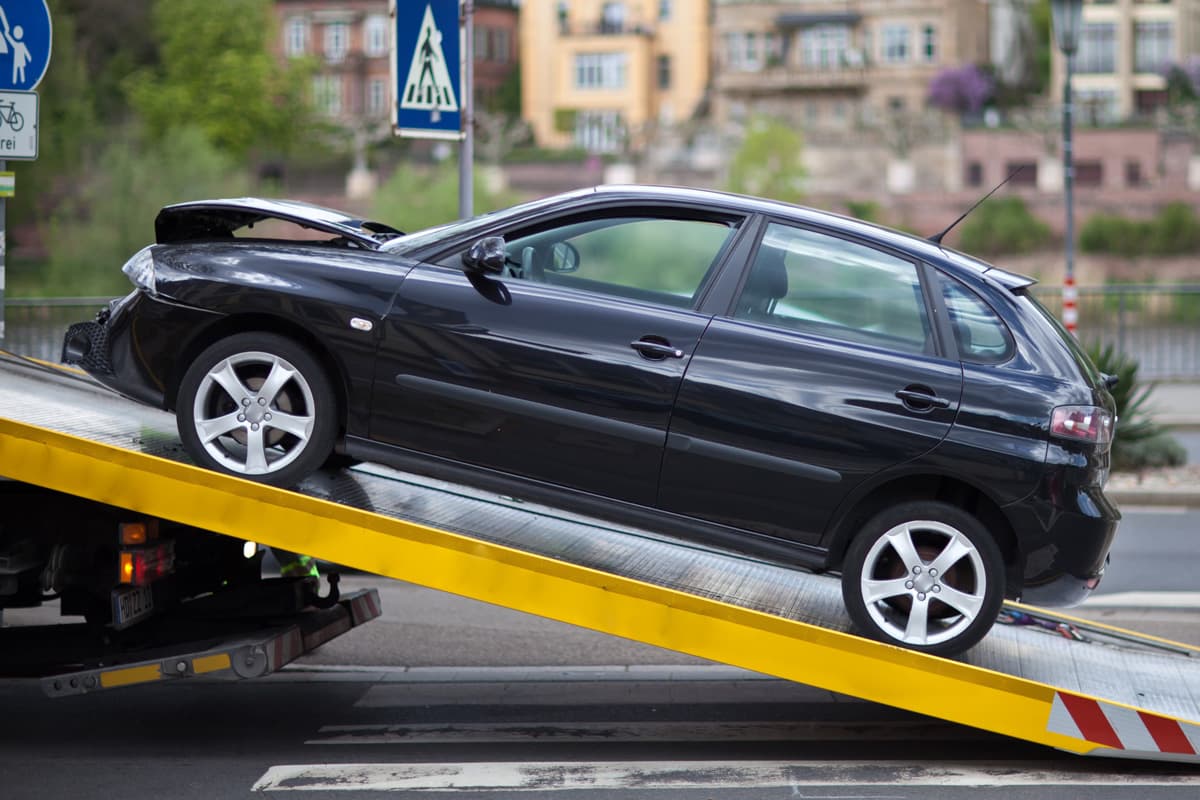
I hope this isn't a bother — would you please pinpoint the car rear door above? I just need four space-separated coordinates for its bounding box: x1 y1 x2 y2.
658 220 963 545
368 209 745 507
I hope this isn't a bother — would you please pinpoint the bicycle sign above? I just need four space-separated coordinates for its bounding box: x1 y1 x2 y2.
0 89 36 159
0 97 23 130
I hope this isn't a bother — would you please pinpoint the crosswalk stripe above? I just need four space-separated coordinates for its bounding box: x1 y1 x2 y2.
252 761 1200 792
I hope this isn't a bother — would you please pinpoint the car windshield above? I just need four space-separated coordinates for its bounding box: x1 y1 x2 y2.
380 192 580 255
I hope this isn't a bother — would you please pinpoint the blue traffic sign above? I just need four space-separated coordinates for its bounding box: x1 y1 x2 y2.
394 0 462 140
0 1 51 91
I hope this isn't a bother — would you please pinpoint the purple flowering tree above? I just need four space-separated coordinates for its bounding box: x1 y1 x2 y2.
927 64 995 114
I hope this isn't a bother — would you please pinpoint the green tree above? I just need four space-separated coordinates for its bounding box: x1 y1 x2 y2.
125 0 314 159
11 1 97 229
39 126 247 296
725 116 806 204
371 163 521 234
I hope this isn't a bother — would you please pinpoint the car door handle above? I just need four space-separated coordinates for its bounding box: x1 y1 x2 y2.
895 388 951 409
630 340 685 359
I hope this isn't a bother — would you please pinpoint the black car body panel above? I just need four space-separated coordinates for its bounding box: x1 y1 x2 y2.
63 185 1122 653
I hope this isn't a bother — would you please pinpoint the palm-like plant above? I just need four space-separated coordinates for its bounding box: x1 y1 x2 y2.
1085 341 1185 470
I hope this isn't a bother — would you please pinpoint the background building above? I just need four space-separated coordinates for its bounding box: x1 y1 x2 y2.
1049 0 1200 124
711 0 990 129
520 0 711 153
275 0 519 129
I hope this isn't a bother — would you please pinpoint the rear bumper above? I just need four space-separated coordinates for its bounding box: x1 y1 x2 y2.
1009 480 1120 608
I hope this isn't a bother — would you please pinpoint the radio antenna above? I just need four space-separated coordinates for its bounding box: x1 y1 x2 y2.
927 165 1027 245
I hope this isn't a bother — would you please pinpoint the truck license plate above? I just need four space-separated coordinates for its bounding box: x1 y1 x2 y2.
111 586 154 630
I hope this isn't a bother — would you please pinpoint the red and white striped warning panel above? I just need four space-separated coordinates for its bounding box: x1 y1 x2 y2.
1049 691 1200 760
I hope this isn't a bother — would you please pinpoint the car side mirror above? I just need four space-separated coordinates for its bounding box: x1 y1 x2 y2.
462 236 507 275
548 242 580 273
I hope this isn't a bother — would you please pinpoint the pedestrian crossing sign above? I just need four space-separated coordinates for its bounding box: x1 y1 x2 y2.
393 0 463 140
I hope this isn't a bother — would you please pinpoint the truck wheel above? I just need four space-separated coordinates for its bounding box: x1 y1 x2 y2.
840 501 1004 657
177 333 336 488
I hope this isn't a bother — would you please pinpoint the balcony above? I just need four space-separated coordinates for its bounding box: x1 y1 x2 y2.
715 63 868 93
560 19 655 37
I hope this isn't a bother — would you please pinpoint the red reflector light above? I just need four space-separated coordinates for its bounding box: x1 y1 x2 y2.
1050 406 1113 445
117 542 175 586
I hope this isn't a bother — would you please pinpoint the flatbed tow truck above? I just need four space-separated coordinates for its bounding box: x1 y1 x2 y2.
1 350 1198 765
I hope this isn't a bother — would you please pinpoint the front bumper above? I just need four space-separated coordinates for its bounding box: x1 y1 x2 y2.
61 291 221 410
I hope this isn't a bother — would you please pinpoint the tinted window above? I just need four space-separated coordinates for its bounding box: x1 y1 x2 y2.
938 273 1013 363
502 216 736 308
734 222 932 355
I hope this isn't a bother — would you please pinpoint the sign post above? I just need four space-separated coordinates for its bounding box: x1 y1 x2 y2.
0 0 52 346
392 0 474 219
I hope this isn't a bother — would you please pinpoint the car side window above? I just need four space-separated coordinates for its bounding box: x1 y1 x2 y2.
938 273 1014 363
734 222 932 355
500 216 736 308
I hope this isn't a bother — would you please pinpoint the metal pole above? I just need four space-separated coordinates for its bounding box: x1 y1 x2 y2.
1062 55 1077 336
1 159 6 348
459 0 474 220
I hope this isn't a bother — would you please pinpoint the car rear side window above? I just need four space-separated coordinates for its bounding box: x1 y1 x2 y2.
938 273 1014 363
734 222 932 355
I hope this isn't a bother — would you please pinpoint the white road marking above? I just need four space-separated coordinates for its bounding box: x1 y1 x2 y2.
252 761 1200 792
307 719 984 745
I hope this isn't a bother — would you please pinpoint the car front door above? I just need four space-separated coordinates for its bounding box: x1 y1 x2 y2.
658 220 964 545
368 210 744 506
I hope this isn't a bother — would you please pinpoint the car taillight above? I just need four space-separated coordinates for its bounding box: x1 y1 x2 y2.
1050 406 1113 445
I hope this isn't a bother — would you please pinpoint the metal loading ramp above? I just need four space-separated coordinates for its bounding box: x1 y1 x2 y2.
1 355 1199 764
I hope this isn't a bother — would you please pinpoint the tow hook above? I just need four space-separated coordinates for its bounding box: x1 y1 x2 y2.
312 572 341 609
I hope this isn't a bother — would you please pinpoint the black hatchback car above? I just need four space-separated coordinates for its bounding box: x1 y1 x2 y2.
63 185 1120 656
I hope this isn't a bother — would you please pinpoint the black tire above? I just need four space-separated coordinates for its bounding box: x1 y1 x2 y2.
840 501 1004 657
177 333 336 488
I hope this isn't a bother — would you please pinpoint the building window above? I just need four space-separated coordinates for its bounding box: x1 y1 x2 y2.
575 109 625 153
1125 159 1143 187
601 2 625 34
882 24 910 64
800 24 850 69
1134 21 1173 74
1076 161 1103 187
313 75 342 116
657 54 671 89
804 101 819 125
659 0 671 21
367 78 387 115
475 26 490 60
1077 22 1115 74
575 52 628 89
1006 161 1038 186
285 17 308 57
493 28 511 63
965 161 983 187
726 31 762 71
922 24 936 62
324 22 349 63
365 14 388 58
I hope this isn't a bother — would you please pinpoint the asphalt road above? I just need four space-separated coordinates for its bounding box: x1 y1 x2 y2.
2 509 1197 798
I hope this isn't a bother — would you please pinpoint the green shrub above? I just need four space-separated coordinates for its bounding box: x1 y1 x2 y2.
1080 203 1200 256
1084 341 1186 471
1079 213 1146 257
844 200 880 223
1148 202 1200 255
957 197 1050 255
1112 431 1187 472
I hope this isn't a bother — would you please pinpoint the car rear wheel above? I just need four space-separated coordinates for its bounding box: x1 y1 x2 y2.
840 501 1004 657
177 333 336 487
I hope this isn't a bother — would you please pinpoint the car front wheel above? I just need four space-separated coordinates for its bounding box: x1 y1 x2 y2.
840 501 1004 657
177 333 336 487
